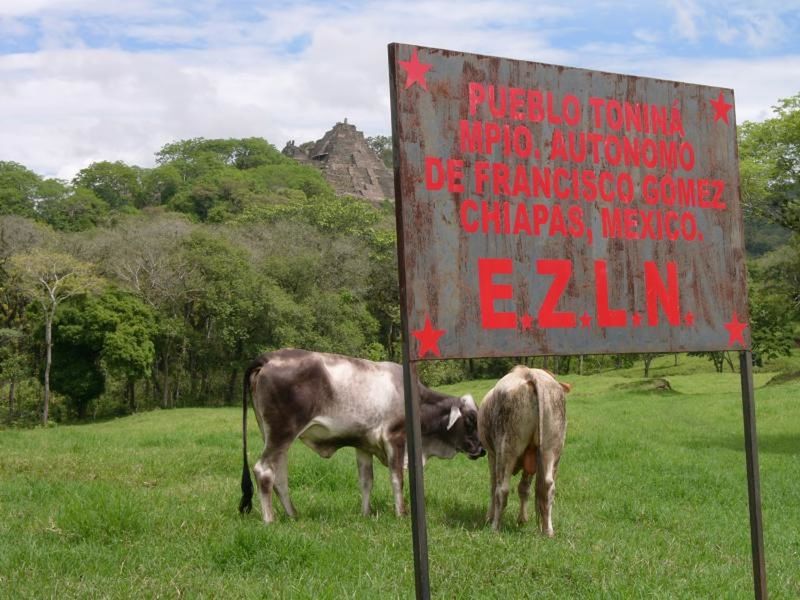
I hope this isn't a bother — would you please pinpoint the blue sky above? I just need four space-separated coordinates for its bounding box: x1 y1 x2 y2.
1 0 799 179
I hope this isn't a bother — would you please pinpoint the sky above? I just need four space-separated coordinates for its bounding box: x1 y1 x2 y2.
1 0 799 180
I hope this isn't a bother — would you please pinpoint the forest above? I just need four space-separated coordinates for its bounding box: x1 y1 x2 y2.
1 94 798 426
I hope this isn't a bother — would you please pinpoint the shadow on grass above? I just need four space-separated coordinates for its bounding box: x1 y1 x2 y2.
427 496 486 531
426 495 541 535
686 432 800 455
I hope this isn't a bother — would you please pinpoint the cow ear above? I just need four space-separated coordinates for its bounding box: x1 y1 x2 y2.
460 394 477 411
447 404 462 430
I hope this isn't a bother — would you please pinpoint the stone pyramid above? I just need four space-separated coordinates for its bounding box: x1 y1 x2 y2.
282 120 394 203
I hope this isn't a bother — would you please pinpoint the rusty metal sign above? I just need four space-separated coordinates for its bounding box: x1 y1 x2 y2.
389 43 750 360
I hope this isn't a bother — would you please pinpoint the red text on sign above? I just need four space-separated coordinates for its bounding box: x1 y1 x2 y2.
477 258 682 328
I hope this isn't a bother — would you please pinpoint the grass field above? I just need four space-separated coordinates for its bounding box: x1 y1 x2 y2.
1 355 799 598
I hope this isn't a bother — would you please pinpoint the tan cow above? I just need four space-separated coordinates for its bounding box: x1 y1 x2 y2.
478 366 570 535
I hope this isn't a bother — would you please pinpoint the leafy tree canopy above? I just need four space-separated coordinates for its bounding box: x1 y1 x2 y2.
739 93 800 234
0 161 67 219
73 161 143 211
39 187 109 232
155 137 287 179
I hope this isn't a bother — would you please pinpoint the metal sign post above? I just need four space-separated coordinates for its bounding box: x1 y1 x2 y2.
740 351 767 598
389 46 431 599
388 42 765 599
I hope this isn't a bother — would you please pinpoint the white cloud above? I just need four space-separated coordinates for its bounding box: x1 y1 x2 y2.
737 10 787 50
0 15 31 38
668 0 702 42
0 0 178 19
655 55 800 123
0 0 798 181
633 29 661 44
712 18 739 45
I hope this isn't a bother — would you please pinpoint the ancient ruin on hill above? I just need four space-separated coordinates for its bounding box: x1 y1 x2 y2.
282 120 394 203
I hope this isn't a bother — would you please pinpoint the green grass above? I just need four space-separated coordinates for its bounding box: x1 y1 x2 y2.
1 359 799 598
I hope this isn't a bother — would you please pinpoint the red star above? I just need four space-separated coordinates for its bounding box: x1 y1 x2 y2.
412 315 445 358
520 313 534 330
710 91 733 124
399 48 432 91
724 312 748 347
631 313 642 327
580 312 592 328
685 311 695 326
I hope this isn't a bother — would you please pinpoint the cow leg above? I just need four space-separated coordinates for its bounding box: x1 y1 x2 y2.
270 448 296 519
485 450 497 523
517 470 534 525
387 439 407 516
253 451 276 524
535 450 558 537
517 445 537 525
491 444 515 531
355 449 374 516
254 440 296 523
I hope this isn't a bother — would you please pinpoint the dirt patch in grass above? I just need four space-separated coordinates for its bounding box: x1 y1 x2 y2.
612 378 677 394
765 371 800 386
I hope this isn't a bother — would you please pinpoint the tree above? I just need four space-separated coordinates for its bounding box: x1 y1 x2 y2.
365 230 400 359
73 161 142 211
39 187 109 232
750 236 800 317
92 288 157 412
0 328 26 421
1 217 53 422
168 169 252 222
0 162 66 219
247 163 331 199
139 165 181 207
641 353 665 377
0 216 52 257
739 93 800 367
86 213 196 408
227 137 286 170
49 301 106 419
155 137 286 183
747 261 796 366
366 135 394 169
49 289 157 416
739 93 800 234
688 351 735 373
9 249 100 425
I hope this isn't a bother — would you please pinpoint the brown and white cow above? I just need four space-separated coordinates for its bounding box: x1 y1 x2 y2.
478 366 570 535
238 348 484 523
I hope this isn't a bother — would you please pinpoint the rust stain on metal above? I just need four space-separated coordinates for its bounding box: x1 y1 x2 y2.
389 43 749 360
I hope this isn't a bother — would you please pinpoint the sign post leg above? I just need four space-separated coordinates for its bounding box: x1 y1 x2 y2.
739 350 767 599
400 359 431 600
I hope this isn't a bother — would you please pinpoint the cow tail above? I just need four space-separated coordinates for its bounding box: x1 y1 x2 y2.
524 370 544 455
239 363 255 514
535 377 544 473
531 373 545 525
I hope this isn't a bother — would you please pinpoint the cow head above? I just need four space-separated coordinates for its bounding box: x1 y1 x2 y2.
444 394 485 460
